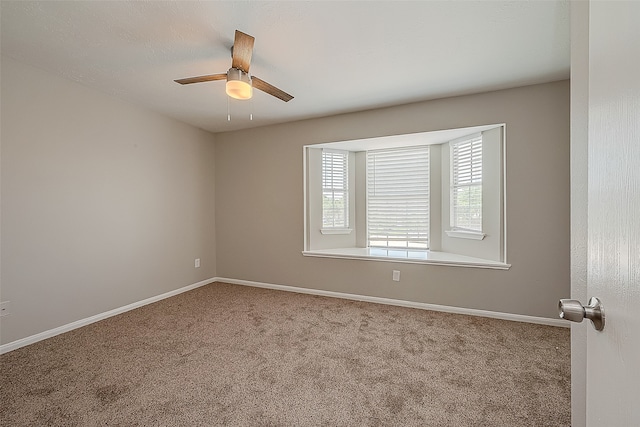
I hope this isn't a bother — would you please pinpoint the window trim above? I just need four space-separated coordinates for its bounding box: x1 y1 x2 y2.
320 228 353 235
302 124 508 269
302 248 510 270
445 229 486 240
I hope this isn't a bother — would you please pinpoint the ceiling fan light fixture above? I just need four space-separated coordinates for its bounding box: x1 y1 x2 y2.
175 31 293 103
226 68 252 100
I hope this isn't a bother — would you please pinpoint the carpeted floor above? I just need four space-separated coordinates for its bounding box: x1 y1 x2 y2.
0 282 570 426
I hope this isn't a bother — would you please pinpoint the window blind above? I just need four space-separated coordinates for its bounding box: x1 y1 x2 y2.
451 134 483 232
367 146 430 249
322 150 349 228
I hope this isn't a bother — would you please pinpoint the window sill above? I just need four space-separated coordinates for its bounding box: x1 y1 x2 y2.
302 247 510 270
445 230 486 240
320 228 353 235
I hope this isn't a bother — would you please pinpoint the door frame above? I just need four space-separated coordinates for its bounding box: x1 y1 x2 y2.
569 1 589 426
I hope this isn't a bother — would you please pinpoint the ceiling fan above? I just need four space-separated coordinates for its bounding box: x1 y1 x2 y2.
174 30 294 102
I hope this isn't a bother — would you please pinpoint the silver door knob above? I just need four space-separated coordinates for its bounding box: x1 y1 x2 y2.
558 297 605 331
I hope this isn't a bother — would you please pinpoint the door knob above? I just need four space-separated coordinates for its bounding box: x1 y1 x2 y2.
558 297 605 331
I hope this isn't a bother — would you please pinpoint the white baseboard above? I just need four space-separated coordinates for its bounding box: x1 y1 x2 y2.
1 275 566 355
214 277 568 328
0 278 216 355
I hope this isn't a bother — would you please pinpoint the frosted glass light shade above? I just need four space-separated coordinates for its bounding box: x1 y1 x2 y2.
226 80 252 99
226 68 253 100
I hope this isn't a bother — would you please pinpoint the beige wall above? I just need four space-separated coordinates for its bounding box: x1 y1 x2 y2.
0 57 216 345
215 80 570 319
0 56 569 346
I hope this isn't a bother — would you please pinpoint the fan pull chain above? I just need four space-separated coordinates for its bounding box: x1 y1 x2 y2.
250 96 253 121
227 96 231 121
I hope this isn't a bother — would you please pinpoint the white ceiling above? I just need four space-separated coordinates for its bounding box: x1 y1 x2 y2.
0 1 570 134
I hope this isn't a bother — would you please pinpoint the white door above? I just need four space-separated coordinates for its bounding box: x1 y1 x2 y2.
583 1 640 425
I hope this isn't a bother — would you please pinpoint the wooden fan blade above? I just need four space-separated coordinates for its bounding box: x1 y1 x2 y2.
252 76 294 102
174 73 227 85
232 30 255 73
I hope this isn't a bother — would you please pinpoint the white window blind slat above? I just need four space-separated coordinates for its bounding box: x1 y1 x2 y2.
367 146 430 249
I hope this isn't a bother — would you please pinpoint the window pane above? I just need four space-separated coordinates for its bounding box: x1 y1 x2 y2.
451 136 482 232
367 146 429 249
322 150 349 228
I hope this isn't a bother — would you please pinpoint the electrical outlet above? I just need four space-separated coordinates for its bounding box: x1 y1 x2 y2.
392 270 400 281
195 258 200 268
0 301 10 317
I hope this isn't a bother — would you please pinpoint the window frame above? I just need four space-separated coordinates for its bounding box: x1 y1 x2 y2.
366 146 430 250
449 133 484 234
302 124 508 269
321 149 350 232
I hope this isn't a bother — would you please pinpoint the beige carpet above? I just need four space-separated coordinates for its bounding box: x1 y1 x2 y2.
1 282 570 426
